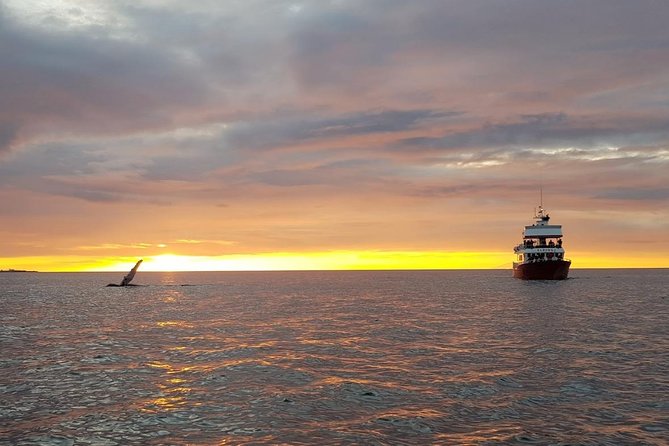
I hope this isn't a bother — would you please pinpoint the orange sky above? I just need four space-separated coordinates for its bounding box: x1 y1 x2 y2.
1 1 668 271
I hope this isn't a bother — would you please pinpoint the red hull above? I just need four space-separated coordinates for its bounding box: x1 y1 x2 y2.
513 260 570 280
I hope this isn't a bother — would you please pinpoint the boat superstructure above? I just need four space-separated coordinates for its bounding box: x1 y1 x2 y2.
513 206 570 280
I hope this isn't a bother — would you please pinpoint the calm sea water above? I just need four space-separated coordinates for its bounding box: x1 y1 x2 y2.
1 269 668 445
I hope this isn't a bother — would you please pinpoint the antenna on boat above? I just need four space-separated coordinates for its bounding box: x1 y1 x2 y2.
540 184 543 208
535 184 548 221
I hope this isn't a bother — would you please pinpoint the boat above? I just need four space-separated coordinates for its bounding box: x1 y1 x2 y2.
513 205 570 280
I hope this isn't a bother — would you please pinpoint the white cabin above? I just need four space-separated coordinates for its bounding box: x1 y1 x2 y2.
513 206 567 263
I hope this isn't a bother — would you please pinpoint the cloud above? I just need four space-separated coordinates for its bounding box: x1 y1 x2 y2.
594 187 669 201
1 1 669 262
0 121 19 152
3 0 669 154
223 109 458 151
399 113 669 152
0 2 209 152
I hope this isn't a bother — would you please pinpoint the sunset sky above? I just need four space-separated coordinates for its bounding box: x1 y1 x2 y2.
1 0 668 271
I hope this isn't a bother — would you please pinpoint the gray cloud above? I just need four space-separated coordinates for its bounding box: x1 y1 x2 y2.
224 109 458 151
0 121 19 152
399 113 669 152
3 0 669 154
0 143 104 182
0 3 209 151
594 187 669 201
59 188 124 203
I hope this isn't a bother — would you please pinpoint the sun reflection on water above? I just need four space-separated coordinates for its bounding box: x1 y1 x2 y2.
162 288 184 303
140 361 195 413
156 320 194 328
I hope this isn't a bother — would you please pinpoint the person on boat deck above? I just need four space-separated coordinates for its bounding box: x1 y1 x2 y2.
557 239 562 247
549 240 555 247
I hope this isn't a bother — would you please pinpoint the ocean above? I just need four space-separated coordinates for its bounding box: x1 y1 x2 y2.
1 269 668 445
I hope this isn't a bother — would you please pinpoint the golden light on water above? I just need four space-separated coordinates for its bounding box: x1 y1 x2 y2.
141 361 194 413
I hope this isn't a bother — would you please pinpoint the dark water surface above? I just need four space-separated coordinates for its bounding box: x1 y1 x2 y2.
1 269 668 445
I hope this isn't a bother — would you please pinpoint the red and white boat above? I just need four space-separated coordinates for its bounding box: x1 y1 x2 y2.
513 205 570 280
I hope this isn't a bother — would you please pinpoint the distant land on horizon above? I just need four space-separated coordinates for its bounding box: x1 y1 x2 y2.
0 269 39 273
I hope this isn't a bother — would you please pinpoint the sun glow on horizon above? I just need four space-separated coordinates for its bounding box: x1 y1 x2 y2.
96 251 512 272
2 251 668 273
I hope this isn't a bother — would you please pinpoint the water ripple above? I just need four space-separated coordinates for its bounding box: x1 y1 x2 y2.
1 269 667 445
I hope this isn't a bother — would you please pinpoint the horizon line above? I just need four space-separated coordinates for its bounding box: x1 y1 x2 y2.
12 266 669 273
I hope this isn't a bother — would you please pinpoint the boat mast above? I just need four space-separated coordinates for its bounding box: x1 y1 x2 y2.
535 184 543 218
535 185 549 222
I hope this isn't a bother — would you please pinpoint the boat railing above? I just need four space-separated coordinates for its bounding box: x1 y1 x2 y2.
522 240 563 248
523 258 568 264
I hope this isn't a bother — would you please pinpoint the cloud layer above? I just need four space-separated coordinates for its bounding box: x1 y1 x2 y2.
1 0 668 265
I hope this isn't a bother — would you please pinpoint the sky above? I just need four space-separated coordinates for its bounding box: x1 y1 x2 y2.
1 0 668 272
